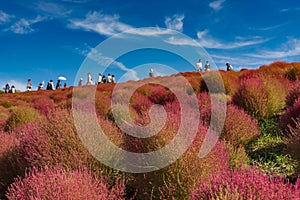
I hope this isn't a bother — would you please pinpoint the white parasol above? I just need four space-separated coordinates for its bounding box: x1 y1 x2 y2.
58 76 67 81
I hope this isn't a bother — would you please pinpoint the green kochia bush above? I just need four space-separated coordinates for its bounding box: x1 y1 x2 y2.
4 107 41 132
6 167 126 200
232 76 286 120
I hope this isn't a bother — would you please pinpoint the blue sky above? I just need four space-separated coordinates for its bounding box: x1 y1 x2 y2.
0 0 300 90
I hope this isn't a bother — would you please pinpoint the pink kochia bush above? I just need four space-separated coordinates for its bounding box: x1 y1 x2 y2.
286 81 300 107
6 167 126 200
280 97 300 133
0 132 25 198
190 167 300 199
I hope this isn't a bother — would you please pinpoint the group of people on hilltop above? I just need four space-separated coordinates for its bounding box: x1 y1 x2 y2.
196 59 234 72
78 73 116 86
3 83 16 94
28 79 67 91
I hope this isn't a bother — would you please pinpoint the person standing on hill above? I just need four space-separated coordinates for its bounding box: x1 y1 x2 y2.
78 78 83 86
87 72 93 85
204 61 210 72
97 73 103 85
11 85 16 93
112 75 116 83
47 80 54 90
226 62 233 71
27 79 32 91
56 80 61 89
4 83 10 93
196 59 202 72
102 75 107 84
107 73 112 84
149 68 154 77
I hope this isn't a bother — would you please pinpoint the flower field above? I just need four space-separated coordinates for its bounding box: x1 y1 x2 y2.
1 61 300 199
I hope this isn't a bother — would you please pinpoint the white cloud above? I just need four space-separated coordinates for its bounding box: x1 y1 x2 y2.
196 29 269 49
36 2 72 18
8 15 45 34
69 11 132 36
126 27 173 36
0 10 14 24
245 38 300 59
165 14 184 32
69 11 174 37
249 24 284 31
209 0 226 11
164 36 200 46
280 7 300 12
79 46 139 81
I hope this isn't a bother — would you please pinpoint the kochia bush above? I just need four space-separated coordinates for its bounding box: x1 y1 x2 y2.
4 107 42 132
190 167 300 199
0 132 25 199
6 167 126 200
286 81 300 107
232 76 286 120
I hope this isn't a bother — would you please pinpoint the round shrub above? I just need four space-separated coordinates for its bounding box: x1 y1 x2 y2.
4 107 42 132
127 125 230 199
285 64 300 81
0 132 25 199
232 76 286 120
286 81 300 107
280 97 300 133
191 167 300 199
6 167 126 200
284 117 300 176
19 109 123 179
222 105 260 146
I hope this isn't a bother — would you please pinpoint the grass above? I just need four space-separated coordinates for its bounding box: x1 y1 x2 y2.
246 118 298 177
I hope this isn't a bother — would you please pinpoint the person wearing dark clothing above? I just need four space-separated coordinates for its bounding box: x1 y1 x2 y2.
56 80 61 89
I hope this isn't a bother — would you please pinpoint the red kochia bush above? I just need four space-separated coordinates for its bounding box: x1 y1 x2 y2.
190 167 300 199
0 132 25 198
6 167 126 200
286 81 300 107
232 75 286 120
280 97 300 133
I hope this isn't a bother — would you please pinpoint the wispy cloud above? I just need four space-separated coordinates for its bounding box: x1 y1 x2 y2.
280 7 300 12
69 11 132 36
245 38 300 59
7 15 46 34
249 24 285 31
165 14 184 32
36 2 72 18
211 54 273 69
126 27 172 36
209 0 226 11
0 10 14 24
78 45 139 81
69 11 173 37
164 36 200 46
197 29 269 49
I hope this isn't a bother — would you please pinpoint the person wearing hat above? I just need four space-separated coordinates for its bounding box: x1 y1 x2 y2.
78 78 83 86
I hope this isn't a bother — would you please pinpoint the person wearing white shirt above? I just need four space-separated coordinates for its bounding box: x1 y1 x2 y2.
196 59 202 72
107 73 112 84
97 73 103 85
